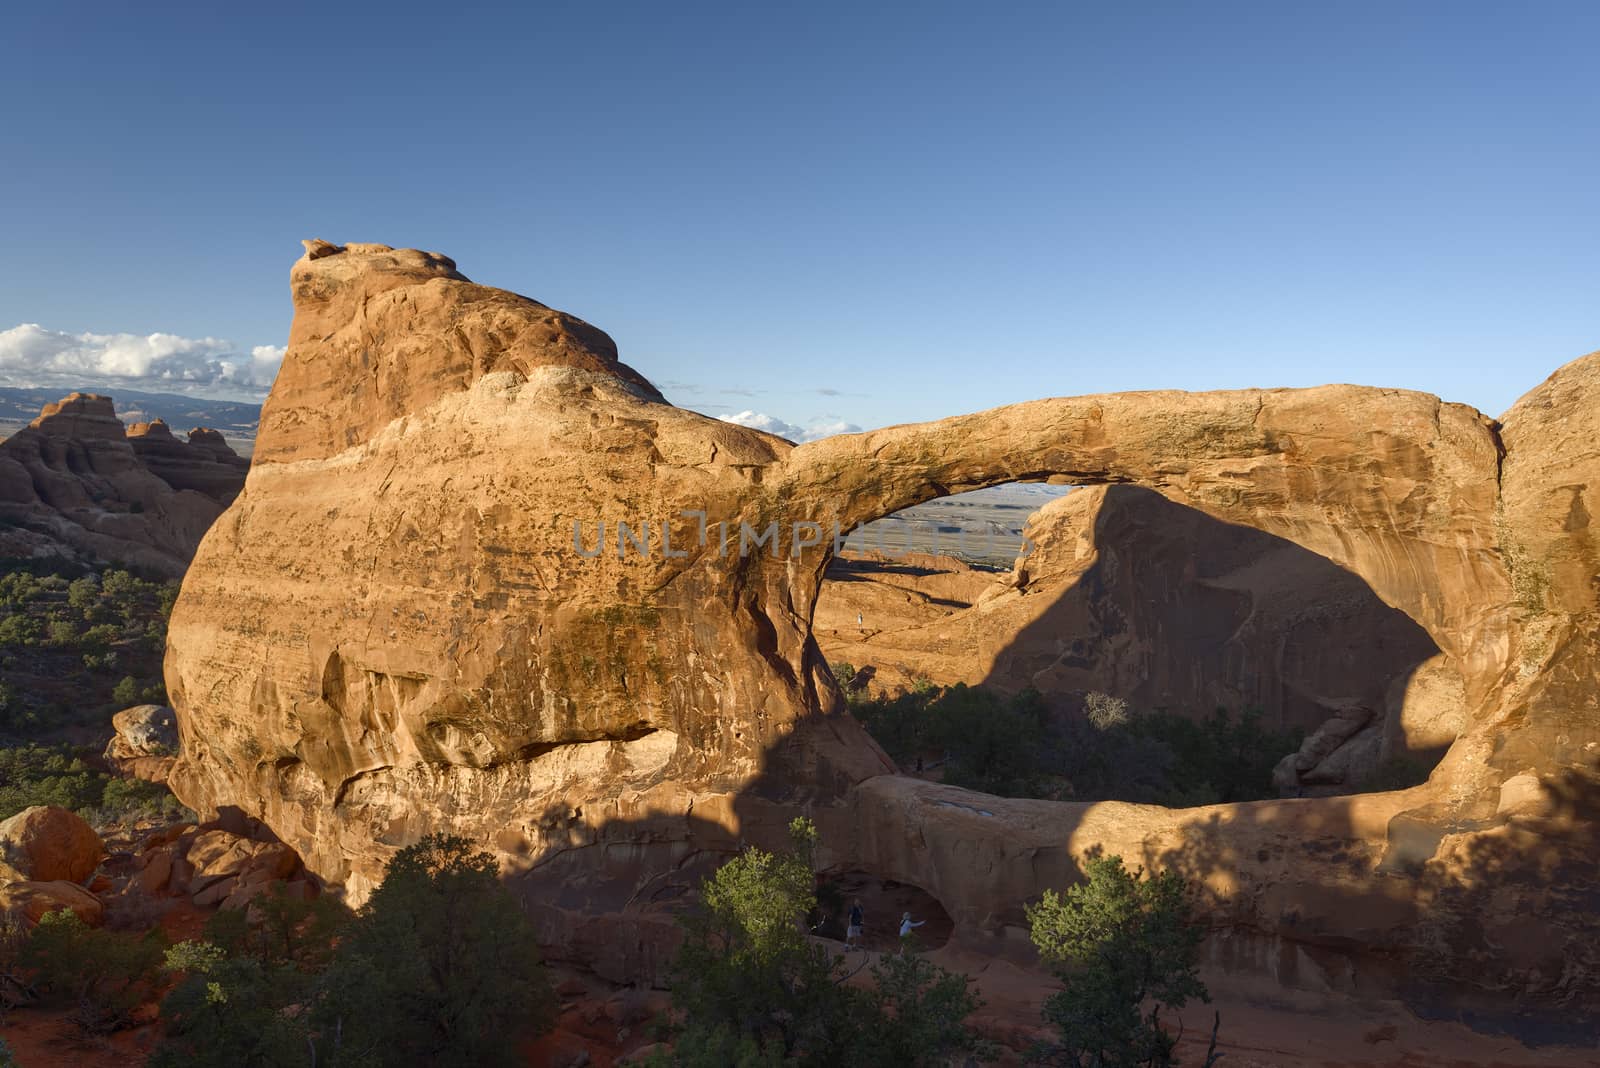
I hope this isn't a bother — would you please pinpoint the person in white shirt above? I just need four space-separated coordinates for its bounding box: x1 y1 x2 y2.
898 911 925 952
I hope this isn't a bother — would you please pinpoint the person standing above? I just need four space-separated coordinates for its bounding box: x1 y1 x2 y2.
846 899 865 950
899 911 925 953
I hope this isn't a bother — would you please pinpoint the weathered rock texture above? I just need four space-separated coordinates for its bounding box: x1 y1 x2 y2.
104 703 181 782
0 393 249 575
167 241 1599 1036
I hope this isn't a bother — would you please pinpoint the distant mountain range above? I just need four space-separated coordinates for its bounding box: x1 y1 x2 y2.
0 386 262 452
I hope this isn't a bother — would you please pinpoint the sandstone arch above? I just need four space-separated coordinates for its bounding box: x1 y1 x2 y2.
166 242 1598 1032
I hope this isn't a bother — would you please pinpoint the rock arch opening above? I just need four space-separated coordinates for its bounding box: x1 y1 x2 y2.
813 869 954 954
813 480 1453 804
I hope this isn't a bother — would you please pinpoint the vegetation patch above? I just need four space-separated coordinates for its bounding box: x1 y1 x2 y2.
0 565 177 741
839 674 1304 806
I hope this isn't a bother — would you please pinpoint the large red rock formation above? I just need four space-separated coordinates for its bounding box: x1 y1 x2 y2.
165 241 1598 1035
0 393 249 575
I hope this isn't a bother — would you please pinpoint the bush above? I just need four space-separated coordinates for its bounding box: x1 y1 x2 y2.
0 743 184 821
1358 755 1433 792
1027 856 1213 1068
314 833 554 1067
831 661 858 691
152 939 312 1068
112 675 141 706
858 950 995 1065
847 680 1305 807
0 563 179 740
0 745 104 816
1084 691 1130 730
21 908 167 1033
847 684 1056 797
67 576 99 614
158 840 549 1067
0 615 42 647
662 818 991 1066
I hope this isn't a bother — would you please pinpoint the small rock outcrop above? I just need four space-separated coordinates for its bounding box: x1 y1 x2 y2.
165 241 1599 1035
0 393 249 575
104 703 181 782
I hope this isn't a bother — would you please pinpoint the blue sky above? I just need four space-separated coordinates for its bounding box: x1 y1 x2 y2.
1 2 1595 434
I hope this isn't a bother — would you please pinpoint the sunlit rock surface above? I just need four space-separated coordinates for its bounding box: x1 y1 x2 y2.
167 242 1597 1034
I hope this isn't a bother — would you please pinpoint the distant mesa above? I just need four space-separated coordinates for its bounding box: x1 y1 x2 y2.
0 390 249 576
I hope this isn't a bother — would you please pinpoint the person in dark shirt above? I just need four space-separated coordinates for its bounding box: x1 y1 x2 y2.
846 900 864 950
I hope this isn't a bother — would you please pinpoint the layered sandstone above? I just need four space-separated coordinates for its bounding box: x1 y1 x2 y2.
128 419 249 504
0 393 249 575
166 241 1598 1034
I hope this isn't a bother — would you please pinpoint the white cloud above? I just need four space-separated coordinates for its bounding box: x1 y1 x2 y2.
0 323 284 399
718 410 862 443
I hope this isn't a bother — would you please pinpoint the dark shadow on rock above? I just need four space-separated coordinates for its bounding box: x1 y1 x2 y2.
979 485 1442 743
1138 763 1600 1046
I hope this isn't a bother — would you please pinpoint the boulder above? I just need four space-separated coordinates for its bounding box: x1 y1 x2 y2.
184 828 299 893
135 846 175 895
193 875 238 907
0 880 104 927
104 704 181 781
1272 705 1381 794
0 806 101 883
105 704 179 757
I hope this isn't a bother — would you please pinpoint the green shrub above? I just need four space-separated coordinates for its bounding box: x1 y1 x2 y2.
0 744 104 817
662 818 990 1066
22 908 167 1032
0 743 184 821
831 661 858 691
152 939 311 1068
1027 856 1212 1068
112 675 141 705
848 680 1305 807
0 564 178 739
313 833 554 1066
67 576 99 614
0 615 42 646
1359 755 1433 792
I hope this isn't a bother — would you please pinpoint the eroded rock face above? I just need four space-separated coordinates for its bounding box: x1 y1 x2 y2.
166 241 1598 1032
0 393 248 575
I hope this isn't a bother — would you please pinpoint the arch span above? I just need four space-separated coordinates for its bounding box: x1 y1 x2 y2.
777 386 1511 715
